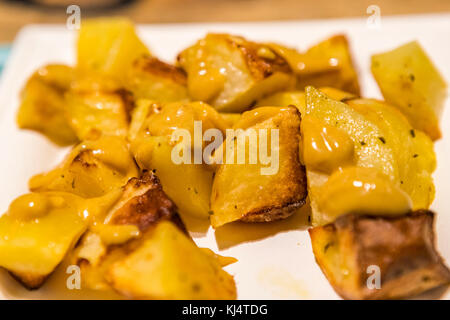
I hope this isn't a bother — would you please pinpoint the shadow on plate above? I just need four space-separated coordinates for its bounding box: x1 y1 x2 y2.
214 202 311 250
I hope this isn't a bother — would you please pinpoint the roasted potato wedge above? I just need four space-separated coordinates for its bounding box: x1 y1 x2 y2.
0 192 87 289
107 221 236 299
73 171 187 291
210 106 307 227
304 87 435 225
17 64 78 145
126 56 189 103
309 210 450 299
77 18 150 79
177 33 295 112
29 136 138 198
371 41 447 140
65 88 133 140
269 35 360 95
73 172 236 299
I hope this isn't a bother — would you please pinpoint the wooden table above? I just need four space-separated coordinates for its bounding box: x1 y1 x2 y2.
1 0 449 42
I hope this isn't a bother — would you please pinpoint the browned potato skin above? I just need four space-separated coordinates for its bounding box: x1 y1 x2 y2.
126 56 189 103
271 35 360 95
309 210 450 299
177 33 295 112
210 106 307 227
106 170 187 234
8 271 48 290
17 64 79 146
74 171 188 290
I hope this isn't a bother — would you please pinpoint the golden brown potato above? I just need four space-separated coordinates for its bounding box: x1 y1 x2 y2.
126 56 189 103
371 41 447 140
107 221 236 299
73 172 236 299
304 87 436 226
309 210 450 299
77 18 150 79
73 170 188 291
210 106 307 228
0 192 87 289
29 136 139 198
177 33 295 112
129 100 227 219
17 64 78 145
269 35 360 95
103 171 187 233
65 87 134 141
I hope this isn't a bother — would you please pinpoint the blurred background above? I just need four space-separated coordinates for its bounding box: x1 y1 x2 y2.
0 0 449 73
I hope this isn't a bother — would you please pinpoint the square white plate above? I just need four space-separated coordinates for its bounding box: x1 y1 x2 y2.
1 13 450 300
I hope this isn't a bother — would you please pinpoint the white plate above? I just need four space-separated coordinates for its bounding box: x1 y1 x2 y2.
1 14 450 300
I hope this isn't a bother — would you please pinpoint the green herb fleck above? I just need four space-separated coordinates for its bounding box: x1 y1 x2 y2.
410 129 416 138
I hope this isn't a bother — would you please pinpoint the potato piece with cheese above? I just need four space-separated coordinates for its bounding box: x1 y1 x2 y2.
73 171 187 291
65 88 133 140
0 192 87 289
256 91 306 114
17 64 78 146
107 221 236 299
210 106 307 228
126 56 189 103
304 87 436 225
72 173 236 299
177 33 295 112
371 41 447 140
29 136 139 198
77 18 150 79
309 210 450 299
129 100 227 219
269 35 360 95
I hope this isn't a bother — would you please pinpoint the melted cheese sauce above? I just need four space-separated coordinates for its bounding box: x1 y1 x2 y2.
317 166 412 224
301 116 354 173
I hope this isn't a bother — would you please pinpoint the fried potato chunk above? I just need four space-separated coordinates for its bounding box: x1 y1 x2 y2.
371 41 447 140
177 33 295 112
107 221 237 300
126 56 189 103
210 106 307 228
73 171 187 291
269 35 360 95
65 88 134 140
17 64 78 145
73 172 236 299
304 87 436 225
309 210 450 299
0 192 87 289
29 136 138 198
77 18 150 79
129 100 227 219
